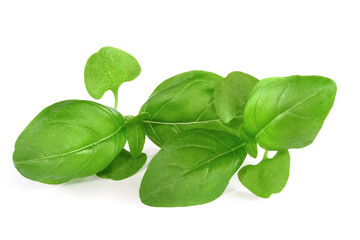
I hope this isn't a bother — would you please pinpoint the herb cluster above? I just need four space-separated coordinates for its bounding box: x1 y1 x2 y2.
13 47 337 207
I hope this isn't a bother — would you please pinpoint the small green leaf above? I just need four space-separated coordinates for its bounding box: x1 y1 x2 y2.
244 75 337 150
125 122 146 158
97 149 146 180
84 46 141 108
245 140 258 158
239 124 251 140
214 71 259 123
240 124 257 158
140 129 246 207
238 150 290 198
124 112 149 158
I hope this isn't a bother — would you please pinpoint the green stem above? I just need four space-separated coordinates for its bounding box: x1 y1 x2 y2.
113 89 119 109
263 150 269 160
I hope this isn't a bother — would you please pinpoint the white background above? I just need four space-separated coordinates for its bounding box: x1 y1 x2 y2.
1 0 359 239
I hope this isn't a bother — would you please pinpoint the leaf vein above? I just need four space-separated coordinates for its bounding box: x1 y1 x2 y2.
255 90 324 138
196 99 215 121
151 144 244 195
14 125 124 164
151 80 207 119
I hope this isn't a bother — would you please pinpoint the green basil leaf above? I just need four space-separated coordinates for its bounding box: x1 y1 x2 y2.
214 71 259 123
140 129 246 207
238 151 290 198
123 112 149 158
97 149 146 180
84 46 141 108
140 70 243 147
244 75 337 150
240 124 255 140
147 70 214 98
245 140 258 158
125 121 146 158
239 125 257 158
13 100 126 184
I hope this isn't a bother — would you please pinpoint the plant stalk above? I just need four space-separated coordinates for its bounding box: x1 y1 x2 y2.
113 89 119 109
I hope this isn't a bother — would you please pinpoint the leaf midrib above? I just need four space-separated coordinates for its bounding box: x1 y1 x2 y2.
148 143 245 196
150 80 208 119
255 90 324 138
15 125 124 164
143 116 243 125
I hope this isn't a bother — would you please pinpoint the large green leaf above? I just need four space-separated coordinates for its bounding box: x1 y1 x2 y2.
140 71 243 147
84 46 141 108
238 151 290 198
13 100 126 184
140 129 246 207
214 71 259 123
243 75 337 150
97 149 146 180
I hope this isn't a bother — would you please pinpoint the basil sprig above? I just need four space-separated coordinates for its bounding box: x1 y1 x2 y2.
13 46 337 207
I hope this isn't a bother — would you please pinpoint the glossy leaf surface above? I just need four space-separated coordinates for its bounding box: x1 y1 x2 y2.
238 151 290 198
84 47 141 105
214 71 259 123
140 71 243 147
97 149 146 180
140 129 246 207
244 75 337 150
13 100 126 184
